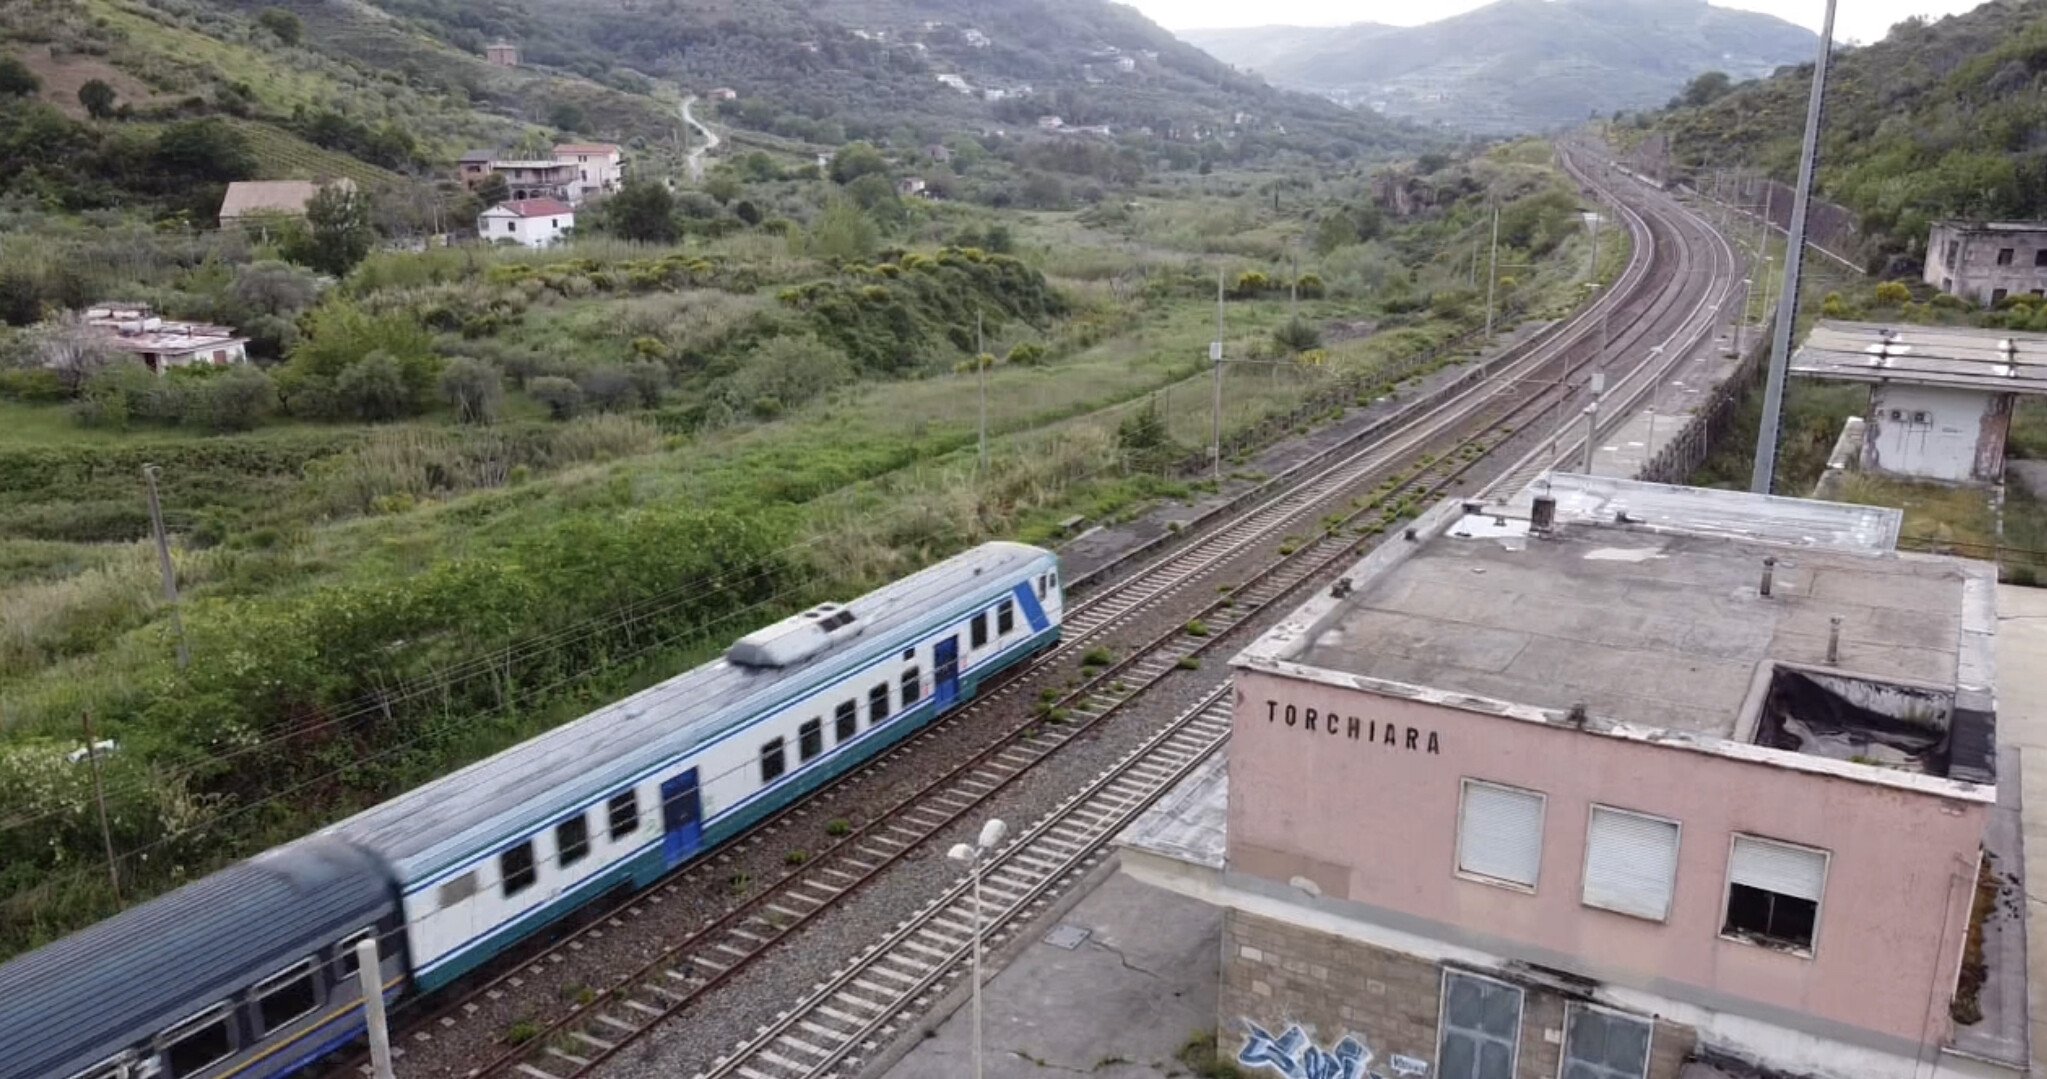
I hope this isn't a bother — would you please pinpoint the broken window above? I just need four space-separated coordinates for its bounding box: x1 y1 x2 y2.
1722 835 1826 953
1997 248 2015 266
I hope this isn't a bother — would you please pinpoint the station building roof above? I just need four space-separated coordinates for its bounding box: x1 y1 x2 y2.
1791 320 2047 395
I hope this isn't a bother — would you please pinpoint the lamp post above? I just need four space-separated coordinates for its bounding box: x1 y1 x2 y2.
949 818 1008 1079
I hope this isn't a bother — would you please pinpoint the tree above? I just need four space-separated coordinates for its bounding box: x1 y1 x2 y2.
77 79 116 120
333 351 410 420
186 366 279 432
1273 317 1323 354
549 102 586 132
231 259 321 317
0 57 39 97
808 198 878 260
154 119 256 183
474 172 510 208
439 357 504 424
298 185 376 276
576 366 637 411
281 302 440 417
829 141 888 185
1679 71 1734 108
33 314 118 394
703 174 742 205
257 8 303 45
529 376 583 420
606 180 679 243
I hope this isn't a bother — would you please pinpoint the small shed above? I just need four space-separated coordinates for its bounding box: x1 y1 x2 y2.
485 42 520 67
1790 319 2047 483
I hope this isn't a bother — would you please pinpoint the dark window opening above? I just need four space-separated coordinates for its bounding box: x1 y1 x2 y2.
835 702 857 743
335 927 375 980
760 738 786 784
902 667 922 705
1945 241 1959 265
557 814 590 868
1998 247 2016 265
1994 288 2010 304
256 962 319 1032
997 599 1015 635
501 842 537 897
799 719 823 762
971 612 988 648
1724 883 1817 950
1036 574 1047 599
869 683 891 724
608 790 640 839
2035 250 2047 267
902 648 916 661
163 1010 234 1077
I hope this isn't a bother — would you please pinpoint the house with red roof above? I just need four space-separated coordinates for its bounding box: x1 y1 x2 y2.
478 198 575 248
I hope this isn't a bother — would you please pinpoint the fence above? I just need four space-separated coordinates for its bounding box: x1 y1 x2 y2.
1635 318 1774 485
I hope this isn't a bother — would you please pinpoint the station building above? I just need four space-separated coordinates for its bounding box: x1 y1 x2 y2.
1123 475 2026 1079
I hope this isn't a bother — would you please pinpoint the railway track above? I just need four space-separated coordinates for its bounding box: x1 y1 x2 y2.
357 143 1734 1079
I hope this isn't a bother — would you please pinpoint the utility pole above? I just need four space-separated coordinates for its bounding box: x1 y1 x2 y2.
82 712 118 901
1484 202 1501 337
356 938 397 1079
142 465 188 670
1751 0 1836 497
976 313 988 474
1211 268 1225 484
1581 373 1606 474
1587 210 1602 281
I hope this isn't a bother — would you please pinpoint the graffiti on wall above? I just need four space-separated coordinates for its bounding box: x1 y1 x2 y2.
1237 1022 1429 1079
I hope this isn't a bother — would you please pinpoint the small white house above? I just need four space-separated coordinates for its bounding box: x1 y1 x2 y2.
552 143 624 204
479 198 575 249
81 304 249 375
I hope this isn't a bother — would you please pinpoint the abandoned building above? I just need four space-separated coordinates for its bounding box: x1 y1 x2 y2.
1923 222 2047 307
1790 320 2047 484
1121 475 2023 1079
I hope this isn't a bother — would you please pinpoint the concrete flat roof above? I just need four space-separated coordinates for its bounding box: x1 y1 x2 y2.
1239 478 1997 792
1792 320 2047 395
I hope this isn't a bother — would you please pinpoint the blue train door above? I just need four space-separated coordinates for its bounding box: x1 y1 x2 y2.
661 769 702 869
934 636 961 708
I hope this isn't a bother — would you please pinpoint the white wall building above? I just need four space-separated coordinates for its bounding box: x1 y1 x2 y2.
552 143 623 204
478 198 575 249
81 304 249 374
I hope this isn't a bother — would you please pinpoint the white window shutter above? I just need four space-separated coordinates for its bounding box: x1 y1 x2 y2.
1458 782 1544 887
1729 836 1827 901
1582 807 1680 920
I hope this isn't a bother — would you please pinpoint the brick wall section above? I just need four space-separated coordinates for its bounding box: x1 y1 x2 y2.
1222 909 1697 1078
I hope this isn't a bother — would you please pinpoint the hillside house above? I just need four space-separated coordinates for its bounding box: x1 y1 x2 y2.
82 304 248 374
485 43 519 67
553 143 623 202
218 179 355 232
896 177 928 198
709 87 738 101
479 199 574 248
490 160 577 202
457 150 495 187
1923 221 2047 307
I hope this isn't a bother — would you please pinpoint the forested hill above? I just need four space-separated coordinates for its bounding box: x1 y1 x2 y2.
1649 0 2047 267
341 0 1423 159
1184 0 1815 135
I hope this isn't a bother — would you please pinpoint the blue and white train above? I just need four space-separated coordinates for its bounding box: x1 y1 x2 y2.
0 542 1062 1079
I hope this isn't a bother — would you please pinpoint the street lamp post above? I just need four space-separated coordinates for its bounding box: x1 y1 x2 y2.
949 818 1008 1079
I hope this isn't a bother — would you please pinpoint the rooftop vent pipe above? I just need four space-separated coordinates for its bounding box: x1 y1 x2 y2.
1760 556 1777 598
1826 615 1841 664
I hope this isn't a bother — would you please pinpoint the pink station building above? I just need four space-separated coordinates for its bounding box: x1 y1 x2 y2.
1122 475 2027 1079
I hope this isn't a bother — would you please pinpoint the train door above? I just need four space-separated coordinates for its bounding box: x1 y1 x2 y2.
660 769 703 869
934 636 960 708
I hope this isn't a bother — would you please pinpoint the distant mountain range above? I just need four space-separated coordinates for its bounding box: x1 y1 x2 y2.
1180 0 1817 135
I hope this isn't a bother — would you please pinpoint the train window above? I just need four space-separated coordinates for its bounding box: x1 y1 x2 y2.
997 599 1015 636
335 927 376 980
557 814 590 868
971 612 988 648
160 1004 234 1078
902 667 922 705
760 738 786 784
1048 570 1058 593
255 959 320 1033
501 841 537 898
438 871 477 907
835 703 857 744
902 648 916 662
799 719 823 762
608 790 640 840
869 683 890 724
1036 574 1046 600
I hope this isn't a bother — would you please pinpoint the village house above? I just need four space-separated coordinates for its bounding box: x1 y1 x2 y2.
217 179 355 232
484 42 519 67
552 143 624 203
1923 221 2047 307
478 198 575 248
82 304 249 374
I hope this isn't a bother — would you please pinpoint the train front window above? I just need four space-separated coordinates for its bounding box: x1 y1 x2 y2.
255 959 319 1033
799 719 823 762
997 599 1015 636
971 612 988 648
161 1005 234 1077
501 841 537 897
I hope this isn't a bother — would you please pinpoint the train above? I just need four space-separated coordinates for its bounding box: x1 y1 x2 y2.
0 542 1064 1079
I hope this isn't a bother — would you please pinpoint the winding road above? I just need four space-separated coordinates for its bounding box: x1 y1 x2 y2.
680 94 720 181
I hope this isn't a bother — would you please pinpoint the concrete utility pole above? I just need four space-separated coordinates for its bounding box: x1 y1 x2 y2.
356 938 397 1079
1587 210 1602 281
82 712 118 901
976 313 988 474
1753 0 1838 494
141 465 188 669
1484 202 1501 337
1211 267 1226 484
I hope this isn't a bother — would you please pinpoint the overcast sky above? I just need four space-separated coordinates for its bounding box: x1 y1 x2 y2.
1124 0 1984 47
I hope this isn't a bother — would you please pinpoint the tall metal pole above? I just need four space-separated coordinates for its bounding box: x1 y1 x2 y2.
1587 211 1602 281
1484 202 1501 337
976 313 988 474
142 464 188 669
82 712 119 901
1212 267 1225 484
356 938 397 1079
1581 400 1601 474
1752 0 1837 494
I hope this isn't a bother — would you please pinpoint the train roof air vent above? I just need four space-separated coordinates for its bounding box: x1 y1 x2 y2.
727 603 861 668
